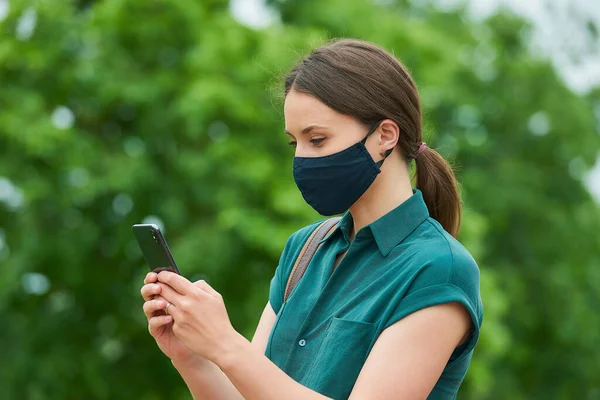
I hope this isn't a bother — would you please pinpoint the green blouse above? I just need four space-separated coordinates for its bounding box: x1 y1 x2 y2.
266 189 483 400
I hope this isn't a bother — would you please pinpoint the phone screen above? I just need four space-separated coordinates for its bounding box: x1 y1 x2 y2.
132 224 181 275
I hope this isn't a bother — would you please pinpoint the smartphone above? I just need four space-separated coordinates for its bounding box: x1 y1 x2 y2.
132 224 181 275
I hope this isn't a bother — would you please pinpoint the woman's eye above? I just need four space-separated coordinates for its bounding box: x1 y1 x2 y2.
288 138 324 148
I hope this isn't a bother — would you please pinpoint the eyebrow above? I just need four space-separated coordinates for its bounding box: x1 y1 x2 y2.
284 124 329 136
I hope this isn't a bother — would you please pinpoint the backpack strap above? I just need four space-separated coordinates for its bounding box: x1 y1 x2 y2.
283 217 342 303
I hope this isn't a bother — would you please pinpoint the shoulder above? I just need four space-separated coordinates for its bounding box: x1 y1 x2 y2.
278 218 328 272
269 218 328 314
395 217 483 322
282 218 327 255
405 217 480 285
380 216 483 338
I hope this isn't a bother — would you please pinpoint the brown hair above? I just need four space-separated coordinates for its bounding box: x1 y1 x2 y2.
284 38 462 237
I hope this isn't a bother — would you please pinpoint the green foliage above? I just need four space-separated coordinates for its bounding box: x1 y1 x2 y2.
1 0 598 399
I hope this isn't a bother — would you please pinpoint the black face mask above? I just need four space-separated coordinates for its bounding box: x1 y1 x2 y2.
292 120 392 216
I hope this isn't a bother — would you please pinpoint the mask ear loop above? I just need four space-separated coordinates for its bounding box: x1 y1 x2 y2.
360 120 384 145
360 120 392 168
375 148 394 168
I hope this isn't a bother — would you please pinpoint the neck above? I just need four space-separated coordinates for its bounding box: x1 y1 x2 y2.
347 157 413 241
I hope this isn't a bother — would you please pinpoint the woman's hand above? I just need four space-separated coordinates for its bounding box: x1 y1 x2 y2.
155 271 241 365
140 272 199 365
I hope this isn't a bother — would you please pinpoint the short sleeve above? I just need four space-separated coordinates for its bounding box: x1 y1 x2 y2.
268 260 286 315
383 241 483 361
268 220 326 315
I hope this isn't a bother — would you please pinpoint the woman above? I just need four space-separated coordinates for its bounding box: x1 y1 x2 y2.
140 38 483 400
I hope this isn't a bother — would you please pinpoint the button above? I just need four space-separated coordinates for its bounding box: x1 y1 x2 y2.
298 339 306 347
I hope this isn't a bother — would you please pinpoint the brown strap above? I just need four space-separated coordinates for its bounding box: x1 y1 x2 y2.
283 217 342 303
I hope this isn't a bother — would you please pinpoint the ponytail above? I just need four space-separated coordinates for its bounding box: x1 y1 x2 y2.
413 147 462 238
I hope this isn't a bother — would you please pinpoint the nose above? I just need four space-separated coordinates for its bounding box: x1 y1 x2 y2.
294 142 319 158
294 143 307 157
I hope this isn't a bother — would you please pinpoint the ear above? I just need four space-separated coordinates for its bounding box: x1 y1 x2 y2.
378 119 399 154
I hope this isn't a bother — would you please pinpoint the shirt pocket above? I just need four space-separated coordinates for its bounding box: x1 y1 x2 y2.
302 316 377 399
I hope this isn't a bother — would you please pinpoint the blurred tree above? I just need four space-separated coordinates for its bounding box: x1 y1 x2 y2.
0 1 315 398
0 0 598 399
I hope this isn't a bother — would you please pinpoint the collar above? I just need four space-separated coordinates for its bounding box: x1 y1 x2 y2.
318 188 430 256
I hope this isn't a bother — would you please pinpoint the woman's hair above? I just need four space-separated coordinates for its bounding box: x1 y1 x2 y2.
283 38 462 237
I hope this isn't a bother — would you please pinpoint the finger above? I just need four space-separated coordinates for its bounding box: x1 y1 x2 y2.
157 271 192 295
140 283 161 301
194 280 220 298
157 282 184 306
148 315 173 332
143 298 167 319
144 272 158 285
164 302 180 319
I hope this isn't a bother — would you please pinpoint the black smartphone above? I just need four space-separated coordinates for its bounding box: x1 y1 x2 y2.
132 224 181 275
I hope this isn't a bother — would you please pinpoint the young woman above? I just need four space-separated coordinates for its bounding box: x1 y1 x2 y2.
140 38 483 400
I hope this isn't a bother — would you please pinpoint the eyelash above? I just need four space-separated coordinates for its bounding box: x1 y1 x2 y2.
288 138 326 148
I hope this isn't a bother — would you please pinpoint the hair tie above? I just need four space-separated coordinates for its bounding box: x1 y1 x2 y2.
409 142 427 159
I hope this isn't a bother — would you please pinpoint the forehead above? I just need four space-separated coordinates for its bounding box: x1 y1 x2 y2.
283 90 350 130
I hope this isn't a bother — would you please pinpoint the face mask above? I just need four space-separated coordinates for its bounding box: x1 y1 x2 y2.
293 120 391 216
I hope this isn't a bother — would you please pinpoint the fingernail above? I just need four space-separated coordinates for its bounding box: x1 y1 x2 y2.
153 285 159 292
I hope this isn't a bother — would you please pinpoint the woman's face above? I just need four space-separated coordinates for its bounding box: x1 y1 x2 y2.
284 89 379 158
